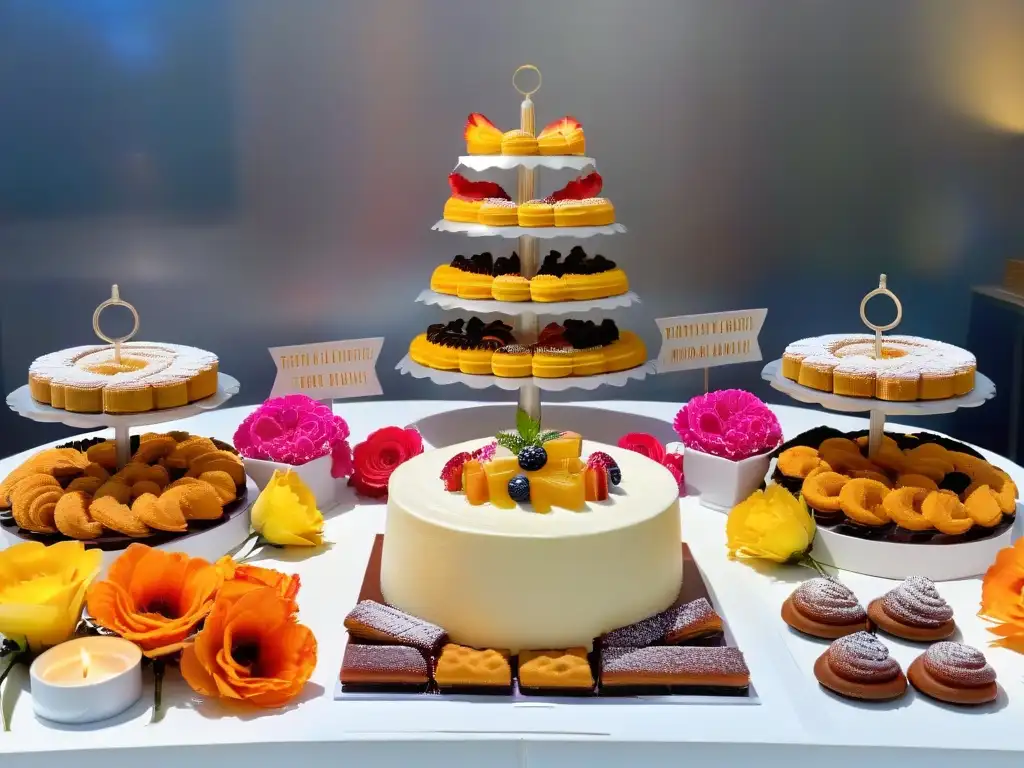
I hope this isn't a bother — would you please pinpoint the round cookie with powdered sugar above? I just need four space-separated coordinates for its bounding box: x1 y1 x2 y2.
867 576 956 642
782 577 869 640
908 641 998 706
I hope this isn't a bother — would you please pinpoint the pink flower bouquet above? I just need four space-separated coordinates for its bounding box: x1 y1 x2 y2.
673 389 782 461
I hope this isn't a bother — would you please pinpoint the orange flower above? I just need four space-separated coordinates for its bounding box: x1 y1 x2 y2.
980 538 1024 650
214 556 300 604
86 544 222 658
180 586 317 708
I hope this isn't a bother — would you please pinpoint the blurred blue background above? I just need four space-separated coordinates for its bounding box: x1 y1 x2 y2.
2 0 1024 454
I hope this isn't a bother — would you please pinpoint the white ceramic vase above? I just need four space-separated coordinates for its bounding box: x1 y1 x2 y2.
242 453 344 509
682 446 772 512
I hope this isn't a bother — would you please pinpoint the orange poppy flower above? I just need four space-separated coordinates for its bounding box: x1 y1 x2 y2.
180 586 317 708
86 544 222 658
980 538 1024 649
215 556 300 604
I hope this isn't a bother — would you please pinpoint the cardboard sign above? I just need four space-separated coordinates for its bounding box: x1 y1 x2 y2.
656 309 767 372
269 338 384 400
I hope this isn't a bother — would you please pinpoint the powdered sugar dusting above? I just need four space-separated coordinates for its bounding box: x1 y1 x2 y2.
792 578 867 625
881 576 953 628
827 631 900 684
667 598 721 638
602 608 673 647
342 644 428 676
603 646 748 677
345 600 447 653
923 642 995 687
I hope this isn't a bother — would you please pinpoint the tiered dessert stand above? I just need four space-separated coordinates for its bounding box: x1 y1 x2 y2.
6 286 241 470
760 274 1005 580
396 65 656 423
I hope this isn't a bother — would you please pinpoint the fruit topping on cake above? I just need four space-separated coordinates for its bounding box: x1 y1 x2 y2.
440 452 473 491
549 171 603 202
464 113 503 155
508 475 531 502
448 172 511 202
587 451 622 486
517 445 548 472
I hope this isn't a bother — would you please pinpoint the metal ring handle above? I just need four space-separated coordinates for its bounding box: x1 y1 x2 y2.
859 275 902 333
92 285 140 345
513 64 542 97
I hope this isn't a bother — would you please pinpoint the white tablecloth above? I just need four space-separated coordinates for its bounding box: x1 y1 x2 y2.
1 399 1022 768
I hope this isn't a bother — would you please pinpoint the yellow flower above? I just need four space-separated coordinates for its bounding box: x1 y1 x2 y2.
251 470 324 547
727 484 816 563
0 541 102 652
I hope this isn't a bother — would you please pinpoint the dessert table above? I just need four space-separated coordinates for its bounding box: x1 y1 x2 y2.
1 399 1022 768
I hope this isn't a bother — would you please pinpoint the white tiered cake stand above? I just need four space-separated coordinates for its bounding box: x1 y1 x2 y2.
2 285 251 571
760 275 1010 581
399 64 655 425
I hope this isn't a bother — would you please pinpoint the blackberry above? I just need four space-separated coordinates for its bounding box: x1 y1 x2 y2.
517 445 548 471
607 463 622 486
508 474 531 503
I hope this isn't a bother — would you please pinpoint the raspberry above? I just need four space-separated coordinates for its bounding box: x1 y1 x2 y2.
587 452 622 486
440 452 472 492
517 445 548 472
507 474 531 503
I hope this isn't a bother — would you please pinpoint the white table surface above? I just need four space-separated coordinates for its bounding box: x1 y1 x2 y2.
1 399 1022 768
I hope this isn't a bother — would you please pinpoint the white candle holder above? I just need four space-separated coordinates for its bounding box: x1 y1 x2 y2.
30 636 143 725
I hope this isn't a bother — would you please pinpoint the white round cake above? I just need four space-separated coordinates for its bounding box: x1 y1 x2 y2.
380 439 682 653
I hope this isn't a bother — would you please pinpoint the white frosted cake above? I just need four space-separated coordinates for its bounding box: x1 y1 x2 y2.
380 438 682 653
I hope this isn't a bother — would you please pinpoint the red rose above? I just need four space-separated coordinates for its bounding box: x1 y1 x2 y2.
662 452 685 495
618 432 666 463
348 426 424 499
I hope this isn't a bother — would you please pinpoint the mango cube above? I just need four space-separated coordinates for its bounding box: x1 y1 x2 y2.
543 436 582 463
531 470 586 512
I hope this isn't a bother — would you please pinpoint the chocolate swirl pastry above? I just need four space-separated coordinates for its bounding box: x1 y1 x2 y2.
782 578 868 639
868 576 956 642
909 642 999 706
562 319 620 350
426 318 517 351
814 631 907 701
537 246 617 278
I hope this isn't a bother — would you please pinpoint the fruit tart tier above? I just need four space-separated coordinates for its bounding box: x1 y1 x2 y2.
464 113 586 157
442 172 614 228
381 432 682 652
29 342 219 414
0 432 246 549
430 246 629 303
408 318 646 378
772 426 1018 545
781 334 976 401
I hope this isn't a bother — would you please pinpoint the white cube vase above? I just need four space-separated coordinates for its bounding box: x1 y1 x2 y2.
242 454 344 509
683 446 772 512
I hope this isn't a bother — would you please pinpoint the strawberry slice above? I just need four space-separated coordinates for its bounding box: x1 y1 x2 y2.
441 451 473 491
465 112 502 139
538 115 583 138
448 172 511 201
548 171 602 202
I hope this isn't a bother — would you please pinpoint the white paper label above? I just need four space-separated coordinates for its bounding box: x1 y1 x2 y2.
656 309 767 372
269 338 384 399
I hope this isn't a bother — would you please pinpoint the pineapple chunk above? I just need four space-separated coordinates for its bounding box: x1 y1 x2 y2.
531 470 586 512
543 436 582 463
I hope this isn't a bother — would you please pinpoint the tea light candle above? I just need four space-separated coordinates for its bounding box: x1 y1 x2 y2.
30 636 143 724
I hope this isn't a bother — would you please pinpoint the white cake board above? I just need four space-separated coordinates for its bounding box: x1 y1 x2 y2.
7 373 240 467
760 359 995 415
416 289 639 316
432 220 626 239
0 478 256 577
396 355 656 392
456 155 596 172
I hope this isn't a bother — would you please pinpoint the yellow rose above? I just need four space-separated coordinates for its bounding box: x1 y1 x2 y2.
0 541 102 652
727 484 816 563
251 470 324 547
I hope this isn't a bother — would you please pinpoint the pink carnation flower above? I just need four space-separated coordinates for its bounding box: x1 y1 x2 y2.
234 394 354 477
673 389 782 461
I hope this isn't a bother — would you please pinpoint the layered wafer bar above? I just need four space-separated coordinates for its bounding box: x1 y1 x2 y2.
599 606 673 647
600 646 749 695
664 598 724 645
434 643 512 695
343 599 448 655
340 644 429 692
